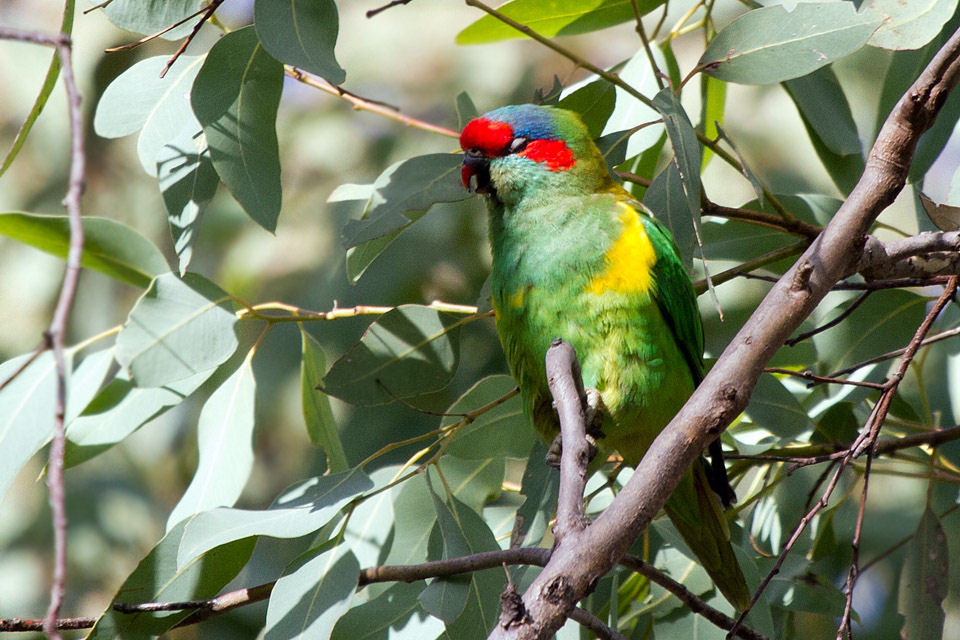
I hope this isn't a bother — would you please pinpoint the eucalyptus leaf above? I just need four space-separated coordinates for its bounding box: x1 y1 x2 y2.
115 273 238 387
700 3 882 84
456 0 662 44
644 163 695 271
898 507 948 640
322 304 465 406
0 213 169 288
102 0 204 40
919 192 960 230
743 373 814 440
443 375 530 460
301 326 348 472
869 0 958 50
86 518 255 639
265 544 359 640
332 582 439 640
254 0 345 83
192 26 283 231
176 468 373 567
167 355 257 529
94 55 206 175
157 126 218 275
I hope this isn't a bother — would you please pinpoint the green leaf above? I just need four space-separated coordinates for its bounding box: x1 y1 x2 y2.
102 0 204 40
456 0 662 44
652 88 702 222
157 126 219 275
643 163 695 271
192 26 283 231
783 67 861 157
869 0 959 50
514 441 559 547
0 212 170 288
783 67 864 194
176 468 373 567
557 78 617 138
86 518 255 639
94 55 206 175
265 544 360 640
332 582 441 640
813 290 929 371
603 48 664 158
699 74 726 169
426 493 503 636
167 354 256 529
343 466 398 568
443 376 530 460
898 507 949 640
300 326 348 472
456 91 479 130
813 402 859 445
116 273 238 387
743 373 813 440
65 368 211 467
700 219 789 262
383 473 437 567
700 3 882 84
254 0 345 83
920 192 960 230
345 231 404 284
337 154 469 249
0 1 73 177
322 304 465 406
0 347 113 500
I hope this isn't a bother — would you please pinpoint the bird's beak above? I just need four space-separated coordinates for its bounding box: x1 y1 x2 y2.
462 148 492 194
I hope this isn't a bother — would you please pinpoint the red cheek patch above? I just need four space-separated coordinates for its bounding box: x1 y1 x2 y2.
460 118 514 156
520 139 575 171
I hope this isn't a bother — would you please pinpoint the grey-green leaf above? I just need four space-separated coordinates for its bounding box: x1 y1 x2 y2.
869 0 959 50
443 376 530 460
192 26 283 231
254 0 345 84
102 0 204 40
0 212 170 288
337 154 469 249
94 55 206 175
86 519 255 639
157 126 219 275
167 355 257 529
322 304 465 406
919 192 960 230
644 162 696 271
301 326 348 472
743 373 813 440
66 368 211 467
115 273 238 387
176 468 373 567
898 507 948 640
265 544 359 640
332 582 441 640
700 3 882 84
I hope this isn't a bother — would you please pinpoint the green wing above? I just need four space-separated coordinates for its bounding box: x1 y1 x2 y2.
636 205 705 384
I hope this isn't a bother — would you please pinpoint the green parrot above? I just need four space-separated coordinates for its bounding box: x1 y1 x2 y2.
459 104 750 611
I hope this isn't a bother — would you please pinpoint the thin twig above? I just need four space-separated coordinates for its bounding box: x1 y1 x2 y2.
786 291 872 346
160 0 225 78
763 367 886 390
827 325 960 379
701 201 822 239
104 4 210 52
366 0 414 18
568 607 629 640
693 240 808 293
0 25 86 640
286 67 459 138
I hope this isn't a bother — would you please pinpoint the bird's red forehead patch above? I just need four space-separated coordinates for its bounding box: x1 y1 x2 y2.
460 117 514 156
520 139 575 171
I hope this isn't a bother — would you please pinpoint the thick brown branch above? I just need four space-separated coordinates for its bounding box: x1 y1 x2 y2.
486 24 960 640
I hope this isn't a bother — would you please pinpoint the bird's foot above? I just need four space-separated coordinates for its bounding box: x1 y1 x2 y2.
544 388 605 468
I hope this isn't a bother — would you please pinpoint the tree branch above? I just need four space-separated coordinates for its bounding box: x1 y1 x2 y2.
485 24 960 640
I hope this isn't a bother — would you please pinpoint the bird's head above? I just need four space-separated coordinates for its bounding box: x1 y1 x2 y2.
459 104 608 206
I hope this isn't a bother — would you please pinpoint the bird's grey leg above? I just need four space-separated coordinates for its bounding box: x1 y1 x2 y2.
544 388 606 468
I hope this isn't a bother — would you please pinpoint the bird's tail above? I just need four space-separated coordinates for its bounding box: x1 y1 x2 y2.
662 464 751 611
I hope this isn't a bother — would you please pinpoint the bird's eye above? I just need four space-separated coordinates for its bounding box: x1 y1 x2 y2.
507 136 528 154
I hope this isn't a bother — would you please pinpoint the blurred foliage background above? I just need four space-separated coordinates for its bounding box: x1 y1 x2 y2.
1 0 960 638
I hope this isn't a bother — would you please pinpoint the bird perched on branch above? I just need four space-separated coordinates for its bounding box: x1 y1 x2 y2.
460 104 750 611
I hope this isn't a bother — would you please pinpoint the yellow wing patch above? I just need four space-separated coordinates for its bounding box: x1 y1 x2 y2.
586 203 657 296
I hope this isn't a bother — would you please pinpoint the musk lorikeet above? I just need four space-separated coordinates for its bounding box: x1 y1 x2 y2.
459 104 750 611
